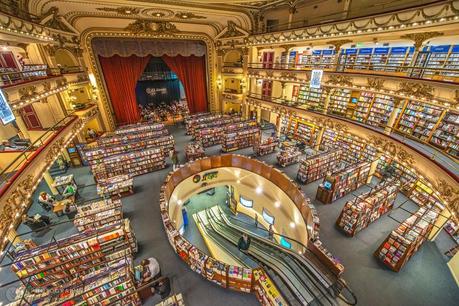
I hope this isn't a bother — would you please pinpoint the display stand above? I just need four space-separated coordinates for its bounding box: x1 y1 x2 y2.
97 174 134 197
336 182 399 236
297 149 342 184
316 161 371 204
307 240 344 276
252 269 287 306
185 142 205 161
375 204 440 272
156 293 185 306
74 198 123 231
276 147 302 167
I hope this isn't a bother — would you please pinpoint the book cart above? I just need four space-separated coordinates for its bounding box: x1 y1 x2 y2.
10 222 140 305
297 149 343 184
316 161 371 204
375 202 441 272
336 181 399 236
97 174 134 197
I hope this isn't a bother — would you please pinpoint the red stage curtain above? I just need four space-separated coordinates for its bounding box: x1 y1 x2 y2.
99 55 150 125
162 55 208 113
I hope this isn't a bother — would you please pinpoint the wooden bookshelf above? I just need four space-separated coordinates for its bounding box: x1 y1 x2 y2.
74 198 123 232
277 147 302 167
297 150 343 184
222 126 260 152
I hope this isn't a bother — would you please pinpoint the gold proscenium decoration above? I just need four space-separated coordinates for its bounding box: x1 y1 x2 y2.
124 20 179 35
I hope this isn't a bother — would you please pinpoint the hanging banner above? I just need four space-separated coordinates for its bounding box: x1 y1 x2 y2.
0 89 15 125
310 70 323 89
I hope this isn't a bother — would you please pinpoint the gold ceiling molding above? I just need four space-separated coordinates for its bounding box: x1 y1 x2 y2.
96 6 141 15
326 39 352 51
311 116 349 133
280 71 297 80
398 82 434 99
400 31 443 49
219 21 247 39
327 75 353 86
367 135 415 165
124 20 179 35
279 44 295 51
434 179 459 215
174 12 206 20
367 77 385 91
19 86 38 100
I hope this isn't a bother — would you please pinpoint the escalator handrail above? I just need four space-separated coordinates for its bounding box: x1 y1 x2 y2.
207 208 325 305
211 209 336 306
205 209 312 305
217 209 358 306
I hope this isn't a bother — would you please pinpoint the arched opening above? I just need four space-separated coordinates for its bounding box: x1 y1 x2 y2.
54 49 79 68
224 50 243 67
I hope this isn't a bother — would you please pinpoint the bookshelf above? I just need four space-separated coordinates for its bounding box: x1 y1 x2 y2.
277 146 302 167
396 101 445 142
184 112 211 133
188 114 227 136
11 222 137 292
297 85 324 111
97 128 169 147
316 161 371 204
441 45 459 78
252 269 286 306
185 142 206 161
114 122 166 135
366 94 395 128
375 204 440 272
297 149 343 184
192 115 243 139
222 126 261 152
97 174 134 197
254 136 277 156
429 111 459 158
353 92 375 123
93 148 165 181
376 155 417 193
74 199 123 232
336 182 398 236
328 88 351 117
386 47 414 72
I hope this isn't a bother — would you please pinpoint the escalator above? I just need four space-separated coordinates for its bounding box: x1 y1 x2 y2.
203 206 345 306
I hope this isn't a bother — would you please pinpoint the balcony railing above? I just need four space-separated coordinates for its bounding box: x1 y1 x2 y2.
247 62 459 83
0 66 85 87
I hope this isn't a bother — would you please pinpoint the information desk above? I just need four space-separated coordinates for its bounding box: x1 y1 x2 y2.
159 154 345 304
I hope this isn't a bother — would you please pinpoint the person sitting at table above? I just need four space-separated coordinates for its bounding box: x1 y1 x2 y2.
62 182 77 199
141 257 161 282
38 192 55 211
63 203 77 219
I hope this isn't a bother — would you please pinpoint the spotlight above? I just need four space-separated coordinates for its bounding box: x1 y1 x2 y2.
274 201 280 208
289 222 296 228
256 186 262 194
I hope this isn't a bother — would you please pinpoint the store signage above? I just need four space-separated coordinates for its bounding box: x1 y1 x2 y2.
310 70 323 89
0 89 15 125
146 87 167 96
193 171 218 183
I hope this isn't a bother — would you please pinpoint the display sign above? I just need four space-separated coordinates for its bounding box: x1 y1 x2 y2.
193 171 218 183
240 195 253 208
262 208 275 225
358 48 373 54
0 88 15 125
374 47 390 54
280 237 292 249
146 87 167 96
310 70 323 89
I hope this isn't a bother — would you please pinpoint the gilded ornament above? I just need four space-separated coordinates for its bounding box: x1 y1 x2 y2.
96 7 140 15
220 21 246 39
398 82 434 99
367 78 385 90
327 75 352 86
174 12 206 20
326 39 352 51
400 32 443 49
125 20 179 35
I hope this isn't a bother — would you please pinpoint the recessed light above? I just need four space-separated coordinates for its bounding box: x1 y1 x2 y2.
256 186 262 194
274 201 280 208
289 222 296 228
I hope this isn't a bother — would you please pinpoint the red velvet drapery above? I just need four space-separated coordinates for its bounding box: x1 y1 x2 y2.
162 55 208 113
99 55 151 125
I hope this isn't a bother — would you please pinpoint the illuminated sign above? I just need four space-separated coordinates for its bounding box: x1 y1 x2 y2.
310 70 323 89
262 208 275 225
193 171 218 183
146 87 167 96
0 89 15 125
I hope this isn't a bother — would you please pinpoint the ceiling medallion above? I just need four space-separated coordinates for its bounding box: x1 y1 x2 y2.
175 12 206 20
96 6 140 15
124 20 179 35
142 8 175 19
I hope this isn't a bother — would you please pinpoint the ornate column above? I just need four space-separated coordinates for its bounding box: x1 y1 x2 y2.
287 3 297 29
256 106 262 123
13 110 30 139
43 171 58 195
326 40 352 71
401 32 444 67
367 152 383 184
314 126 325 150
322 87 333 114
384 97 404 135
216 49 225 112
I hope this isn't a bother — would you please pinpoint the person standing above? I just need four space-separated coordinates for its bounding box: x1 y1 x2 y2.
238 233 251 251
171 150 179 171
268 224 274 240
254 214 258 228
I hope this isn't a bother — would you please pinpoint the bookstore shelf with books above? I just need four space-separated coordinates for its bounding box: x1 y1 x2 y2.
74 198 123 232
253 269 286 306
92 148 165 181
184 112 211 132
97 174 134 197
222 126 260 152
192 115 243 139
297 85 324 111
277 146 302 167
295 121 317 145
97 128 170 147
366 94 395 128
185 142 206 161
328 88 351 116
353 91 375 123
376 155 417 193
375 203 440 272
396 101 445 142
297 149 343 184
114 122 166 135
429 111 459 158
254 136 278 156
196 119 255 148
316 161 371 204
185 114 226 135
11 221 137 296
336 181 399 236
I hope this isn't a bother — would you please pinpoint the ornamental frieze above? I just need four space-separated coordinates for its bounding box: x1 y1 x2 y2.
398 82 434 99
434 179 459 214
96 6 141 15
367 78 385 91
400 32 443 49
327 75 353 86
125 20 179 35
367 135 414 165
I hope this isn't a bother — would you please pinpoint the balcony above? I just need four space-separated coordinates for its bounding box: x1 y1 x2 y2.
246 93 459 175
247 63 459 85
